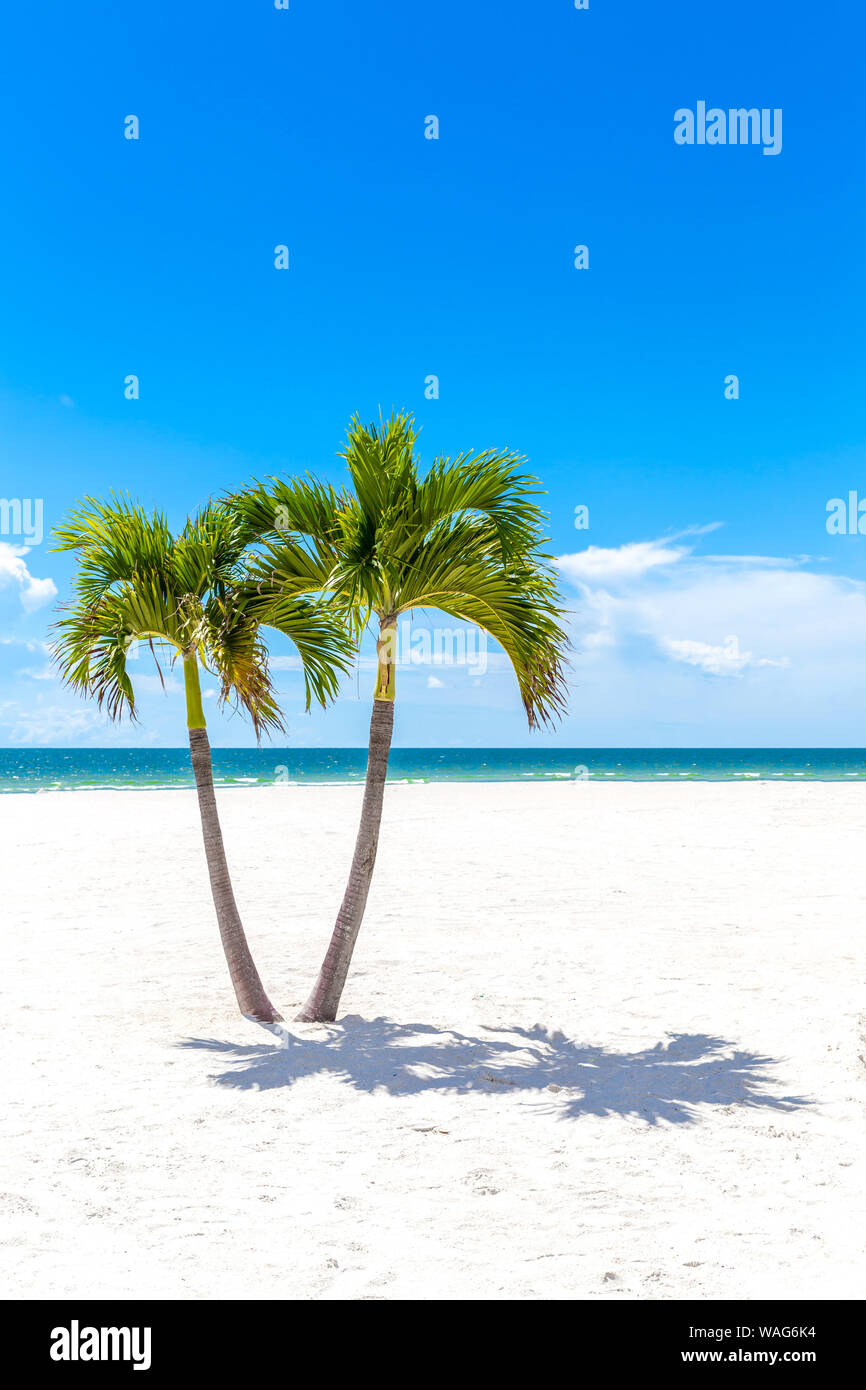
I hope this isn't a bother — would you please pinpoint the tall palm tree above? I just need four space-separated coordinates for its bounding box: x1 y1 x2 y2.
233 412 569 1022
52 495 352 1024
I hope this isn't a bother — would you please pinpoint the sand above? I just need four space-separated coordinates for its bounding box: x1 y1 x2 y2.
1 780 864 1301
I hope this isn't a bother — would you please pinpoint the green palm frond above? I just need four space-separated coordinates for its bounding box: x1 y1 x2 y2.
340 411 418 523
53 588 145 722
231 475 350 552
411 449 547 559
54 494 174 609
199 596 285 738
240 587 355 709
245 535 337 597
392 515 568 728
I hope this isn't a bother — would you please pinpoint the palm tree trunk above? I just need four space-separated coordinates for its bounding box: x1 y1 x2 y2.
184 655 283 1024
296 620 396 1022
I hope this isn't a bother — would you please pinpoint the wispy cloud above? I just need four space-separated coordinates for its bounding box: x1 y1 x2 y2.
0 637 51 654
0 697 166 746
557 525 723 586
0 702 107 745
659 636 789 678
18 664 56 681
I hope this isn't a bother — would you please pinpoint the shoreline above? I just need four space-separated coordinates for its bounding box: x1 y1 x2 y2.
3 775 866 794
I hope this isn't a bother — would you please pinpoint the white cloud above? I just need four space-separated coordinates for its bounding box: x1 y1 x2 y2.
659 635 789 678
558 540 686 585
552 528 866 740
560 535 803 676
0 544 58 613
557 526 726 588
426 675 444 689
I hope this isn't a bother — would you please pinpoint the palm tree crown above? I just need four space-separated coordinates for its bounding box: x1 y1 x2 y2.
233 412 569 726
52 494 351 731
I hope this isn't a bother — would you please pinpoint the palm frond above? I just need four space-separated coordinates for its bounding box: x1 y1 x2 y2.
199 597 285 738
229 474 349 550
53 493 174 609
390 516 569 727
339 411 419 524
53 589 144 722
240 587 357 708
411 449 548 560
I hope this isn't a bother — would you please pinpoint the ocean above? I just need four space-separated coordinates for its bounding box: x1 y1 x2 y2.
0 747 864 792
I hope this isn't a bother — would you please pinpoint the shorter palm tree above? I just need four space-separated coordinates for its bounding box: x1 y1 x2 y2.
52 495 352 1024
233 413 570 1022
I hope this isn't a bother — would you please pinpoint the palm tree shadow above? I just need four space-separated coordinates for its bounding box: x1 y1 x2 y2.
178 1019 809 1125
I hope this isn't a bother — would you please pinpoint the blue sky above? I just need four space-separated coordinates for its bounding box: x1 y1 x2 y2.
1 0 864 747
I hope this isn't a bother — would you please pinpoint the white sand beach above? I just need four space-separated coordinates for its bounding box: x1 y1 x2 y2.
1 781 864 1301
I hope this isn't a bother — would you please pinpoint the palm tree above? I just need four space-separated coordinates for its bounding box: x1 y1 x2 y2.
233 412 569 1022
52 495 352 1025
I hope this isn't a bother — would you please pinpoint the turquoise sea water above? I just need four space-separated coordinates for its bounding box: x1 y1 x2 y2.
0 748 865 792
